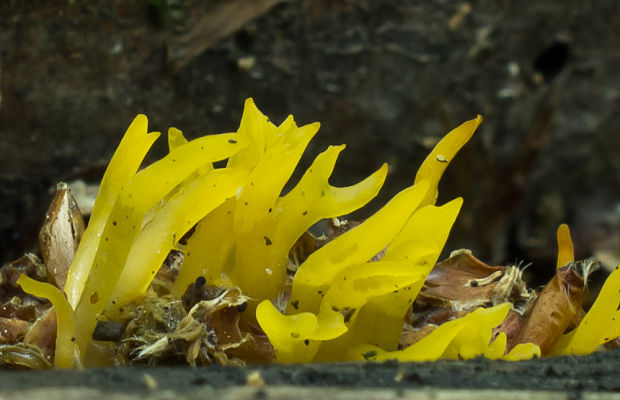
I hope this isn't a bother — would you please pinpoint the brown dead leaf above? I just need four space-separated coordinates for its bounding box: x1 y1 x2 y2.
417 250 533 313
399 324 436 349
0 317 29 344
23 307 56 363
0 297 40 321
492 309 525 349
39 182 85 289
510 260 595 354
1 253 46 295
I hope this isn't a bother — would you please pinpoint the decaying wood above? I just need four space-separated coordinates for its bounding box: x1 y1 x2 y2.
166 0 282 70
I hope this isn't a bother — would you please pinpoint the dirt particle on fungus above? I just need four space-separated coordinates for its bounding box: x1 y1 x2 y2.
90 291 99 304
304 339 310 346
291 300 299 310
343 308 356 323
363 350 377 360
228 139 237 144
302 211 308 216
290 332 300 338
264 236 272 246
245 201 249 206
112 220 117 226
268 208 272 213
195 276 206 287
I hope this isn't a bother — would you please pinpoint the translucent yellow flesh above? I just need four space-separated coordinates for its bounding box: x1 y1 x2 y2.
171 198 237 295
229 122 319 300
256 300 347 363
227 98 274 169
175 145 388 302
324 199 464 356
110 168 248 307
64 115 160 308
556 223 574 268
414 116 482 206
18 275 78 368
288 181 431 314
504 342 541 361
347 304 510 362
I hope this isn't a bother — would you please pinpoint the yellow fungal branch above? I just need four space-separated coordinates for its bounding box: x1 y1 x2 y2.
556 223 575 268
414 115 482 206
17 275 79 368
64 115 160 308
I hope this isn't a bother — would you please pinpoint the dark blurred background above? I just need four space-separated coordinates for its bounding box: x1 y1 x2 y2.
1 0 620 285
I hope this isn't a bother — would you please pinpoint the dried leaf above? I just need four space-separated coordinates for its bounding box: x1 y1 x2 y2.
23 307 57 363
512 261 592 354
0 317 29 344
39 182 85 290
1 253 47 294
417 250 533 313
0 297 40 321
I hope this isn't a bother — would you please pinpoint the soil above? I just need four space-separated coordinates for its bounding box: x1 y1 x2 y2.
0 350 619 393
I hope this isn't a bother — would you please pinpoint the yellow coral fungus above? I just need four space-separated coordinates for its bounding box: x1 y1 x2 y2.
255 115 484 363
12 98 620 369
